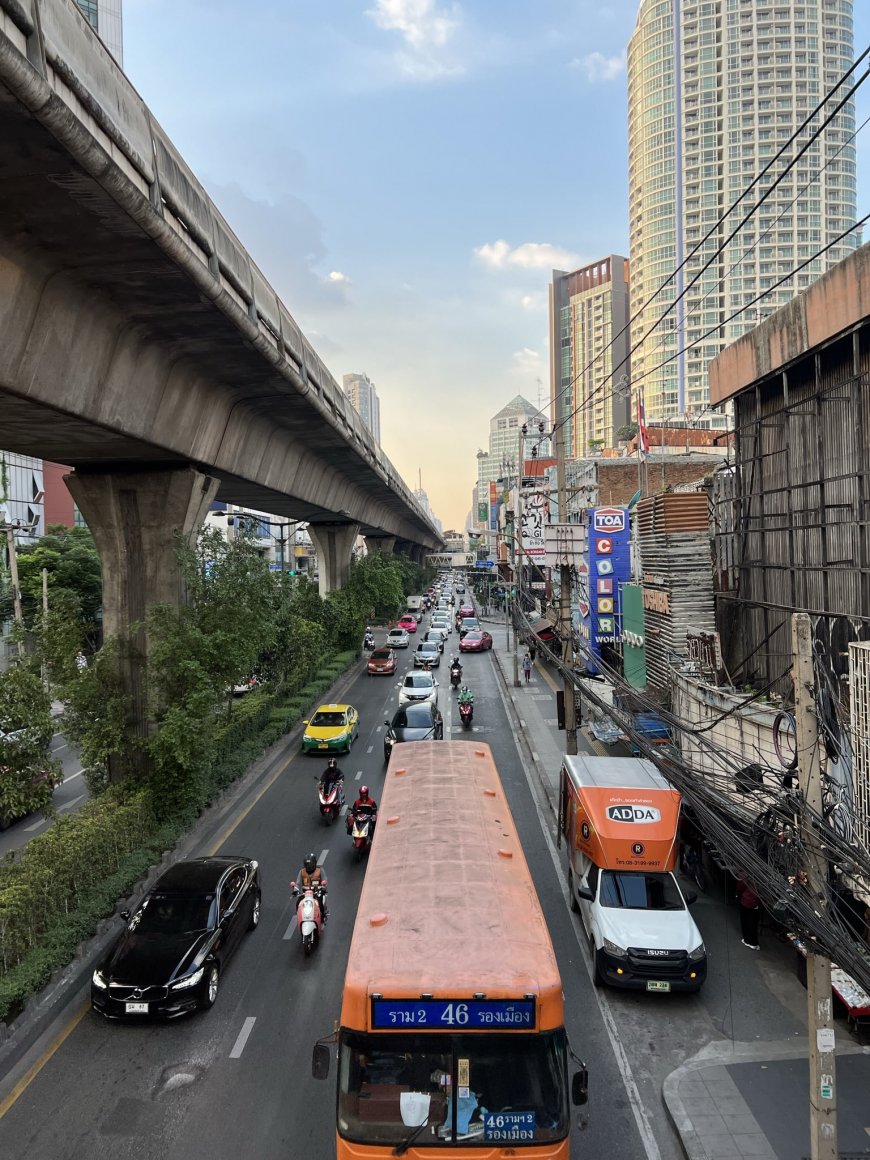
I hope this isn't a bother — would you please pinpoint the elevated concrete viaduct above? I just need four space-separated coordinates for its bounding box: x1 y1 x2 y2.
0 0 441 766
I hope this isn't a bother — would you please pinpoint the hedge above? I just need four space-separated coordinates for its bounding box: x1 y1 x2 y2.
0 649 356 1024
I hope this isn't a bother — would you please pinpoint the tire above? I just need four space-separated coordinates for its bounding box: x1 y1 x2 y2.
248 891 261 931
303 935 313 957
568 870 580 914
591 938 604 988
200 963 219 1009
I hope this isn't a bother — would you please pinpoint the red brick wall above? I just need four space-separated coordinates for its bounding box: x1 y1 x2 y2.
43 461 75 527
596 458 721 505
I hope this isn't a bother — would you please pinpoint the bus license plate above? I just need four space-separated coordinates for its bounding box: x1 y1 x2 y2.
646 981 670 993
125 1002 148 1013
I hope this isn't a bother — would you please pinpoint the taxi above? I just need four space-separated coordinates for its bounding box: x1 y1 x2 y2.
301 704 360 754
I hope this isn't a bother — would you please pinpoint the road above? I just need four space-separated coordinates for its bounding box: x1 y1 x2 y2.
0 731 89 857
0 618 660 1160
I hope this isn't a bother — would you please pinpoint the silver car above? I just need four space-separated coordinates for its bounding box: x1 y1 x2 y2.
386 628 410 649
398 672 439 708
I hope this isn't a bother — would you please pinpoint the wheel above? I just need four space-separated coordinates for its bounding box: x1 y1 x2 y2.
303 935 313 957
199 963 219 1009
567 870 580 914
248 890 261 930
590 938 604 988
355 845 364 863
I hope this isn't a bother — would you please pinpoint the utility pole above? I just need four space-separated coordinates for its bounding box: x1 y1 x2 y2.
554 412 578 754
511 426 526 688
3 522 26 657
793 612 838 1160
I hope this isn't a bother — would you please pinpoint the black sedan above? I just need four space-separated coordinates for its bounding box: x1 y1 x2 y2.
383 703 444 761
91 856 260 1020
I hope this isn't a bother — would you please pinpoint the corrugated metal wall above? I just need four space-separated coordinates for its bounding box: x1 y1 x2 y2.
715 327 870 695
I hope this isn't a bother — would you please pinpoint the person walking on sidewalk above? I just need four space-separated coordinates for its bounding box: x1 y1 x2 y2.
736 876 762 949
528 642 537 664
522 652 533 684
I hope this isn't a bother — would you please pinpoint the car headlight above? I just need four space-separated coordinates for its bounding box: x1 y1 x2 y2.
92 969 108 990
171 966 205 991
689 942 706 961
385 734 395 747
602 938 627 958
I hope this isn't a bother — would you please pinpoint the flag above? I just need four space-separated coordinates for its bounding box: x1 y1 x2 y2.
636 394 650 460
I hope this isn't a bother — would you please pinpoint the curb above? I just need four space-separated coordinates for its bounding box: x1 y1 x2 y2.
0 658 360 1093
661 1037 870 1160
489 646 558 822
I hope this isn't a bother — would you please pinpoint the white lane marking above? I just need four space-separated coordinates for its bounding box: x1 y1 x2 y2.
519 719 526 728
318 848 329 864
63 769 84 784
366 746 373 754
492 661 663 1160
355 771 363 780
50 742 68 754
283 916 298 941
58 795 85 813
532 751 539 762
24 817 48 832
229 1016 256 1059
376 726 383 732
340 805 348 816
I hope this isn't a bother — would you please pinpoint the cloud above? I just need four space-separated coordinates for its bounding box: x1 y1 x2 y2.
327 270 352 285
366 0 463 82
474 239 581 271
367 0 460 50
521 293 546 312
572 50 626 83
512 347 546 375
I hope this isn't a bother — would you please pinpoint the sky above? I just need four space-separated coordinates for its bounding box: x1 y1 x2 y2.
122 0 870 532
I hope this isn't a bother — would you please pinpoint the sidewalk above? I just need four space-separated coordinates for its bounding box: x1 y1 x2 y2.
487 623 870 1160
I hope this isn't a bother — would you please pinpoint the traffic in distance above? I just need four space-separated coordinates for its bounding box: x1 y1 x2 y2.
1 569 697 1159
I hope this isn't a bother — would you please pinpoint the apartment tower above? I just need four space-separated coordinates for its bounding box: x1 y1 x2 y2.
628 0 858 426
343 373 382 446
549 257 631 456
74 0 124 64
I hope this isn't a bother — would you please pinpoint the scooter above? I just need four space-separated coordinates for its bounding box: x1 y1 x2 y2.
318 777 345 824
290 880 327 956
363 633 375 651
347 805 376 861
458 699 474 730
449 667 462 691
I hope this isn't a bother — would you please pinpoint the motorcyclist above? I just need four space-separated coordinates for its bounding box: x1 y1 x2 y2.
296 852 328 921
363 627 375 649
319 757 345 799
347 785 378 835
457 685 474 707
449 656 463 678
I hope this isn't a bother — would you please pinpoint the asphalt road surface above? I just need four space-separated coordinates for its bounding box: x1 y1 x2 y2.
0 624 657 1160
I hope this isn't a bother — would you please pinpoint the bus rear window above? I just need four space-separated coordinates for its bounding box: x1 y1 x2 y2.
337 1029 568 1147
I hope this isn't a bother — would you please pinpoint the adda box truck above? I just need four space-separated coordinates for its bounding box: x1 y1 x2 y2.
559 755 707 993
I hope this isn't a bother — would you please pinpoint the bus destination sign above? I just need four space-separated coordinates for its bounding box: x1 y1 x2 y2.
371 998 536 1030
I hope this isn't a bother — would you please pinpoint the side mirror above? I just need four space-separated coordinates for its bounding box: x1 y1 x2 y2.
571 1068 589 1106
384 720 390 727
120 909 131 921
302 719 309 726
312 1042 331 1080
685 890 698 907
577 884 594 902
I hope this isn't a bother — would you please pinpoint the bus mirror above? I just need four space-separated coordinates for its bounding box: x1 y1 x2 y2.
577 884 594 902
571 1068 589 1105
312 1043 331 1080
685 890 698 907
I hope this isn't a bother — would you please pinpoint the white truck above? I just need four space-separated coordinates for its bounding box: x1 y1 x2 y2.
559 754 707 993
405 595 425 621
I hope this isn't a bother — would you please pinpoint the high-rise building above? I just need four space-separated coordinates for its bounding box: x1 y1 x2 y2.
549 257 631 457
74 0 124 65
413 488 443 535
475 396 550 530
343 373 381 446
628 0 858 426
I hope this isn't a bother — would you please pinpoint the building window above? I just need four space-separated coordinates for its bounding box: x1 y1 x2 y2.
75 0 99 28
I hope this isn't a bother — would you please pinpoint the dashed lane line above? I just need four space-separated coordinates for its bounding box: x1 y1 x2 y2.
229 1017 256 1059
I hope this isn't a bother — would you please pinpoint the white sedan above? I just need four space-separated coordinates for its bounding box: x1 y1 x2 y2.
398 672 439 708
386 628 410 649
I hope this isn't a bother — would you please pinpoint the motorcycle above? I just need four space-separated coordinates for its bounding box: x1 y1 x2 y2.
347 805 376 861
458 699 473 730
449 666 462 691
318 776 345 824
290 880 327 956
363 633 375 651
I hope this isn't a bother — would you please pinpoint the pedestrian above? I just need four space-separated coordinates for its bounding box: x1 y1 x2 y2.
75 650 88 672
528 642 537 664
736 876 762 949
522 652 532 684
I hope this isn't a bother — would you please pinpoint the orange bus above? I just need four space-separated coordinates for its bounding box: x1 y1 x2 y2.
313 741 587 1157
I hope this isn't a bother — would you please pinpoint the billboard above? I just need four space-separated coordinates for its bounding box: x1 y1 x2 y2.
577 506 631 673
521 491 550 559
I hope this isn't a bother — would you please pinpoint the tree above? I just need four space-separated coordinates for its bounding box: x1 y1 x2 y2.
616 422 639 442
15 526 103 624
0 659 62 826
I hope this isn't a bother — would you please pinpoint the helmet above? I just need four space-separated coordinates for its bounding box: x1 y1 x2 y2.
359 786 370 801
327 757 338 770
304 853 317 875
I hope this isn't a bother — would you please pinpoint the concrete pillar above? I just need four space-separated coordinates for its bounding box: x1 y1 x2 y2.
65 467 219 779
308 522 360 596
365 535 396 556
